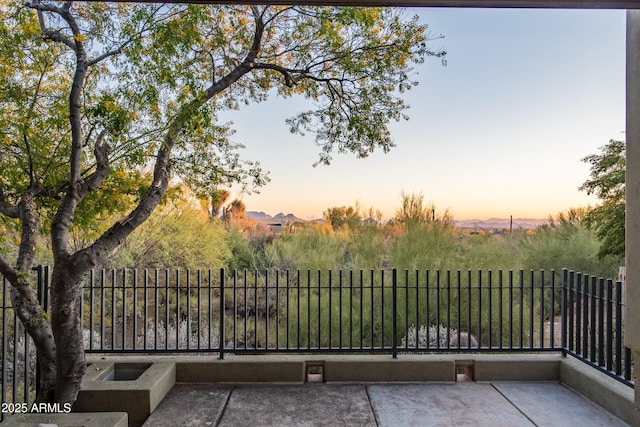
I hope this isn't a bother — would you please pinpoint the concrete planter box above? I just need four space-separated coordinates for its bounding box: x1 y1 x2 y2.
73 361 175 427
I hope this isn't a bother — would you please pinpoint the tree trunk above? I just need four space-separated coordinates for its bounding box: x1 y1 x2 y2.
9 279 57 402
49 263 86 404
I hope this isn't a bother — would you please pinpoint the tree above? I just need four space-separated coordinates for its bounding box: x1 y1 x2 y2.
579 139 625 259
223 198 246 224
323 204 362 230
0 2 444 404
394 191 452 229
210 188 230 219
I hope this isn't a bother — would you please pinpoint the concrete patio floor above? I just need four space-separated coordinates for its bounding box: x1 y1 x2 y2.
142 381 629 427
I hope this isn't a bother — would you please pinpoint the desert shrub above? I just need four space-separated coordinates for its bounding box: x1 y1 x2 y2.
402 324 456 348
388 221 457 271
138 319 218 350
109 200 232 270
262 224 348 271
518 214 620 278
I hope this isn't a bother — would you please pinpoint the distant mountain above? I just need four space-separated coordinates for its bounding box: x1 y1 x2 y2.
246 211 308 224
454 218 548 230
247 211 546 230
272 212 306 223
246 211 274 222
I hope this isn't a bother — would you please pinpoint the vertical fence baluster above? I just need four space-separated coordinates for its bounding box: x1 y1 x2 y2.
89 269 94 351
488 270 492 349
317 270 321 350
539 270 544 349
425 270 430 351
359 270 363 350
286 270 290 351
560 268 569 354
551 270 556 349
590 276 597 363
567 271 574 352
298 271 303 349
207 269 212 350
576 272 583 355
133 269 138 351
143 269 149 351
405 269 409 352
276 270 280 350
606 278 613 371
582 274 589 360
381 270 385 349
242 270 246 351
231 270 238 349
529 270 534 349
154 269 159 351
165 270 170 350
477 270 482 350
122 269 127 351
2 276 7 421
176 270 181 349
414 269 419 351
266 270 269 351
457 270 462 350
12 308 18 403
436 270 441 350
350 270 354 350
197 270 202 350
338 270 342 349
467 270 472 348
519 270 524 349
185 269 191 350
307 270 311 350
498 270 513 348
392 268 397 359
446 270 451 349
598 277 605 366
219 268 225 360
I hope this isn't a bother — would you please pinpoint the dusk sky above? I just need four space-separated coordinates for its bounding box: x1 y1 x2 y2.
222 7 625 221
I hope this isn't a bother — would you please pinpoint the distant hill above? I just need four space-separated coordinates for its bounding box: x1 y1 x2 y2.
246 211 310 224
454 218 548 230
246 211 547 230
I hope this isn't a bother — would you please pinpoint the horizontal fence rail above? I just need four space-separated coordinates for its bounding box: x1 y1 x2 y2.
0 266 634 420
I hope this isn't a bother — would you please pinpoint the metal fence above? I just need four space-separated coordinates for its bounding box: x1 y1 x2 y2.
0 266 634 420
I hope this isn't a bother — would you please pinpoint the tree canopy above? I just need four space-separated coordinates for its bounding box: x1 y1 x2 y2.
579 139 625 260
0 1 443 403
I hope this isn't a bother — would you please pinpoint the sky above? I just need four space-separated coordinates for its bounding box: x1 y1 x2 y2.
221 7 626 221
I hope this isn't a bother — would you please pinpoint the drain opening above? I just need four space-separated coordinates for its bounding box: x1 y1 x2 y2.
306 363 324 383
455 363 474 382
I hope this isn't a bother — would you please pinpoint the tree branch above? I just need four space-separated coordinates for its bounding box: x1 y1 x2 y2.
0 185 20 218
78 131 110 198
16 192 39 272
0 255 18 284
29 2 75 49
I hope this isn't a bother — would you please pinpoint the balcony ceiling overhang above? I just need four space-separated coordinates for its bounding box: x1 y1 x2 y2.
113 1 640 9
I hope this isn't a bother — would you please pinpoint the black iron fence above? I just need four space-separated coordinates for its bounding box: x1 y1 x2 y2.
0 266 634 420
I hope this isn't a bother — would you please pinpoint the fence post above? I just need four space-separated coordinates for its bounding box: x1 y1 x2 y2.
392 268 397 359
219 268 225 360
615 280 623 375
